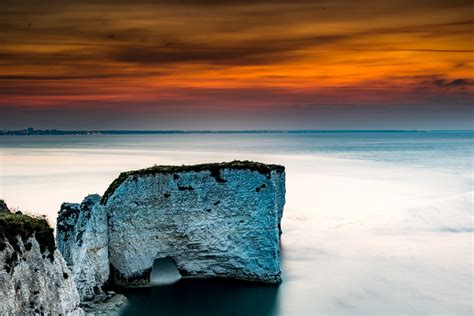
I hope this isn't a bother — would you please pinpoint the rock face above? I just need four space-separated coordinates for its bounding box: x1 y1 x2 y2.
57 161 285 291
0 212 83 315
56 195 109 301
0 200 10 213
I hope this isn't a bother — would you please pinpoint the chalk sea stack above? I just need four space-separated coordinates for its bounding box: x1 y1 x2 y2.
57 160 285 297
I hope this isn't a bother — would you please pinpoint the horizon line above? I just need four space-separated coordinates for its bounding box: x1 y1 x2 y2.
2 128 473 134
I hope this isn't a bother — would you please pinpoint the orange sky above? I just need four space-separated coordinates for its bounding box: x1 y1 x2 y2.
0 0 472 129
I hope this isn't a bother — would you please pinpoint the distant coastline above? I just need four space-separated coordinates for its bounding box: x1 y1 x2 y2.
2 128 468 136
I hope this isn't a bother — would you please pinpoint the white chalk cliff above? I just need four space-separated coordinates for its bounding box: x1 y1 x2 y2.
57 194 109 301
57 161 285 294
0 205 83 315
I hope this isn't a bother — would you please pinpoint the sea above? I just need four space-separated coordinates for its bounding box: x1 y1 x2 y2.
0 131 472 315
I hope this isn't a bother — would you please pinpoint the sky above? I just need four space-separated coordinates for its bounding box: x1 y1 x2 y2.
0 0 473 130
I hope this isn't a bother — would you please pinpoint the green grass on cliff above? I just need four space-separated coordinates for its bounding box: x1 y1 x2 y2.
0 212 55 256
101 160 284 205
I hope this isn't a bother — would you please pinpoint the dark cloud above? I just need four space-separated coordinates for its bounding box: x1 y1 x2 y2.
0 74 129 81
449 79 474 86
1 0 472 69
111 35 347 66
429 78 474 87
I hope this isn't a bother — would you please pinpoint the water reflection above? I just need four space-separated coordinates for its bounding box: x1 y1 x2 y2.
119 278 280 316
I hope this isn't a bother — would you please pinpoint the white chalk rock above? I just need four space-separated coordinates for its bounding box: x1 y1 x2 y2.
56 195 109 301
0 236 83 315
57 161 285 292
103 161 285 286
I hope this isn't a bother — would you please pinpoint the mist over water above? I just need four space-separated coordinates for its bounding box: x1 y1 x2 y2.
0 131 472 315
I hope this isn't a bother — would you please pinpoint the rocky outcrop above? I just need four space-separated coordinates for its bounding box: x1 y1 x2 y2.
57 160 285 292
0 200 10 213
106 161 285 286
0 212 83 315
56 195 109 301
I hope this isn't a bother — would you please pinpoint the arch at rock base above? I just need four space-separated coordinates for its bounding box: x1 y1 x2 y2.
150 257 182 285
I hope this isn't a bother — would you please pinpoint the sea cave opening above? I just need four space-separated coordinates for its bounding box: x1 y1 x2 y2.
150 257 182 285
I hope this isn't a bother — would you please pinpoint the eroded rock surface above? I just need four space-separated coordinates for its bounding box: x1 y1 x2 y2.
0 212 83 315
80 291 127 315
57 194 109 301
106 162 285 286
57 161 285 291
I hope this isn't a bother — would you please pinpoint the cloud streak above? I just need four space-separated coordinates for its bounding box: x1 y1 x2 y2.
0 0 472 128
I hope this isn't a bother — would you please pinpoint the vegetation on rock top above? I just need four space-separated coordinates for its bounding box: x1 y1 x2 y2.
101 160 284 204
0 212 55 257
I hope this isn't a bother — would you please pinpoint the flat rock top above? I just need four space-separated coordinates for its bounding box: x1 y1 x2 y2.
102 160 284 204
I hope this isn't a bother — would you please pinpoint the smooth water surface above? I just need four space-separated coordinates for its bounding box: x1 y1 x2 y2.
0 131 472 315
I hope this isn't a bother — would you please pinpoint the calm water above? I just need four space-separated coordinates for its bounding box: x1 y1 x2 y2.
0 131 472 315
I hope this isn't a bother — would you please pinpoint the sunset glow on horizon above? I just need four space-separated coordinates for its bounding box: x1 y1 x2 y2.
1 0 473 129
